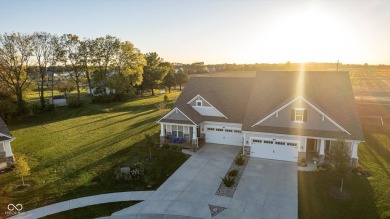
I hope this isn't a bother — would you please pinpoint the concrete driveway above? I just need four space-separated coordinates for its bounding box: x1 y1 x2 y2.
216 158 298 219
111 145 297 219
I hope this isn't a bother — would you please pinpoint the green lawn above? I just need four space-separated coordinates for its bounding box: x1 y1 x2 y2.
41 201 139 219
0 90 188 216
298 131 390 219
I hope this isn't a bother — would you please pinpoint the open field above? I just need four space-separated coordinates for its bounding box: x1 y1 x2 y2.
0 91 188 217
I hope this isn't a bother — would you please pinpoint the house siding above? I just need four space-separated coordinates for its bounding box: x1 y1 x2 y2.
164 109 192 121
259 99 342 132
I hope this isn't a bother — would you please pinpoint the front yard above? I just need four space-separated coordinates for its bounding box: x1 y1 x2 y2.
298 132 390 219
0 91 188 215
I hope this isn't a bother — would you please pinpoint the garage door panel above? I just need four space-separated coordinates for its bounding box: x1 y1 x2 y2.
205 126 242 146
251 138 298 162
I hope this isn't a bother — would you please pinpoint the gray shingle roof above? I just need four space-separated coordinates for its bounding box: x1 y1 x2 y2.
164 71 364 141
0 117 13 138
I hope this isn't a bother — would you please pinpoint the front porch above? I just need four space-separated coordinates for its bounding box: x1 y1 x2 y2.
298 138 359 169
159 123 206 149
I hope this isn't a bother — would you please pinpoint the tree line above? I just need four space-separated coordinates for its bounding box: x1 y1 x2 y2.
0 32 188 117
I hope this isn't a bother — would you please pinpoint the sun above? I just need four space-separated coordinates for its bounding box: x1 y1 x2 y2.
251 7 356 63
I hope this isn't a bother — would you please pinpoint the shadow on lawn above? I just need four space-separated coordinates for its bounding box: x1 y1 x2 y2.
298 171 379 219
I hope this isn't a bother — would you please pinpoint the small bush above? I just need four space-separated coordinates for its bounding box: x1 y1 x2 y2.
164 94 169 102
221 176 235 187
162 144 170 149
67 98 83 108
228 169 239 177
92 94 114 104
235 155 245 166
171 145 182 151
320 163 335 171
156 101 166 111
113 162 145 182
352 165 363 174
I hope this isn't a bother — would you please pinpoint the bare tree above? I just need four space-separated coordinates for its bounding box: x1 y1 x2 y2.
79 39 94 94
0 33 33 114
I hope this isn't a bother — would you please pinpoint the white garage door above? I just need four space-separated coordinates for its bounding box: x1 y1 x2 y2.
251 138 298 162
205 126 242 146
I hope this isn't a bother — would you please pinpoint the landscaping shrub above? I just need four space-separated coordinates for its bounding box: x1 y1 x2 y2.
351 165 363 174
114 162 145 182
228 169 239 177
67 98 83 108
92 94 114 104
164 94 169 102
162 144 170 149
155 101 166 111
221 176 235 187
170 145 182 151
320 163 335 171
235 155 245 166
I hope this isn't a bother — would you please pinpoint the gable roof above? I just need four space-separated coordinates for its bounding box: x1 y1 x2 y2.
161 71 364 141
242 71 363 140
0 117 13 140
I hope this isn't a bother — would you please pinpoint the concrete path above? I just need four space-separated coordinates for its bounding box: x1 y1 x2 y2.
214 158 298 219
110 144 240 219
9 191 154 219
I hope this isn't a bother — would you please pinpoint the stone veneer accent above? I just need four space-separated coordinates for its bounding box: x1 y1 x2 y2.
243 146 251 157
298 152 306 162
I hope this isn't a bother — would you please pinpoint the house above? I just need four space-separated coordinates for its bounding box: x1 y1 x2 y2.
158 71 364 165
0 117 15 170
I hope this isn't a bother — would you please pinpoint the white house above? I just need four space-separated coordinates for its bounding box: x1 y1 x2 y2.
158 71 364 165
0 118 14 170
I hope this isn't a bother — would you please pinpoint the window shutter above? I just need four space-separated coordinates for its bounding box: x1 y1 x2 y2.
291 109 295 121
303 110 308 122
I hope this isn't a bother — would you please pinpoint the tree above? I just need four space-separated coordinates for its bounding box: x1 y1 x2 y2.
60 34 83 100
54 80 76 97
144 134 154 160
142 52 168 95
14 155 31 186
175 71 188 91
0 33 33 114
91 35 120 94
31 32 61 109
79 39 94 95
331 139 352 193
163 72 176 93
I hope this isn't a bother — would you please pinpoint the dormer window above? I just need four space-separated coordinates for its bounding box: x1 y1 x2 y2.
196 100 202 106
291 108 307 123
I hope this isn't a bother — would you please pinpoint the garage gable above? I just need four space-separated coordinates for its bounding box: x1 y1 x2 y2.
187 94 227 118
252 96 350 135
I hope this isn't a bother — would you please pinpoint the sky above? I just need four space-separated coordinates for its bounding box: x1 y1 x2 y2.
1 0 389 64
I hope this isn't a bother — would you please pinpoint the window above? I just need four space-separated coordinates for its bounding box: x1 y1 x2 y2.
207 127 215 131
253 139 262 143
275 141 285 145
196 100 202 106
233 130 242 133
216 128 224 132
291 108 307 122
264 140 273 144
287 142 298 147
225 129 233 132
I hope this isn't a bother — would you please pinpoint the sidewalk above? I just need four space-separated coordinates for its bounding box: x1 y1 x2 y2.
9 191 154 219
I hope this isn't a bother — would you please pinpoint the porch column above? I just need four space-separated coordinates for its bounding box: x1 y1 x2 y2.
4 141 14 167
160 123 165 145
319 139 325 164
4 141 13 157
192 125 198 148
351 142 359 167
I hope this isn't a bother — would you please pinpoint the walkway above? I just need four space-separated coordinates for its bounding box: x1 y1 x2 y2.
9 191 154 219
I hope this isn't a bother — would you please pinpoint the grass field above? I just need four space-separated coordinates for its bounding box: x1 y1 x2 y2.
0 90 188 216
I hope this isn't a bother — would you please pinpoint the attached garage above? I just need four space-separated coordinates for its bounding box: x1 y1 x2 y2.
250 138 299 162
204 126 243 146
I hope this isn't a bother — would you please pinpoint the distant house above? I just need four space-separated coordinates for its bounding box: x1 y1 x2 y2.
158 71 364 165
0 118 14 170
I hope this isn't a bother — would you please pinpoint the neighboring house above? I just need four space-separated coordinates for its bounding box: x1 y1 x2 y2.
0 117 15 170
158 71 364 165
